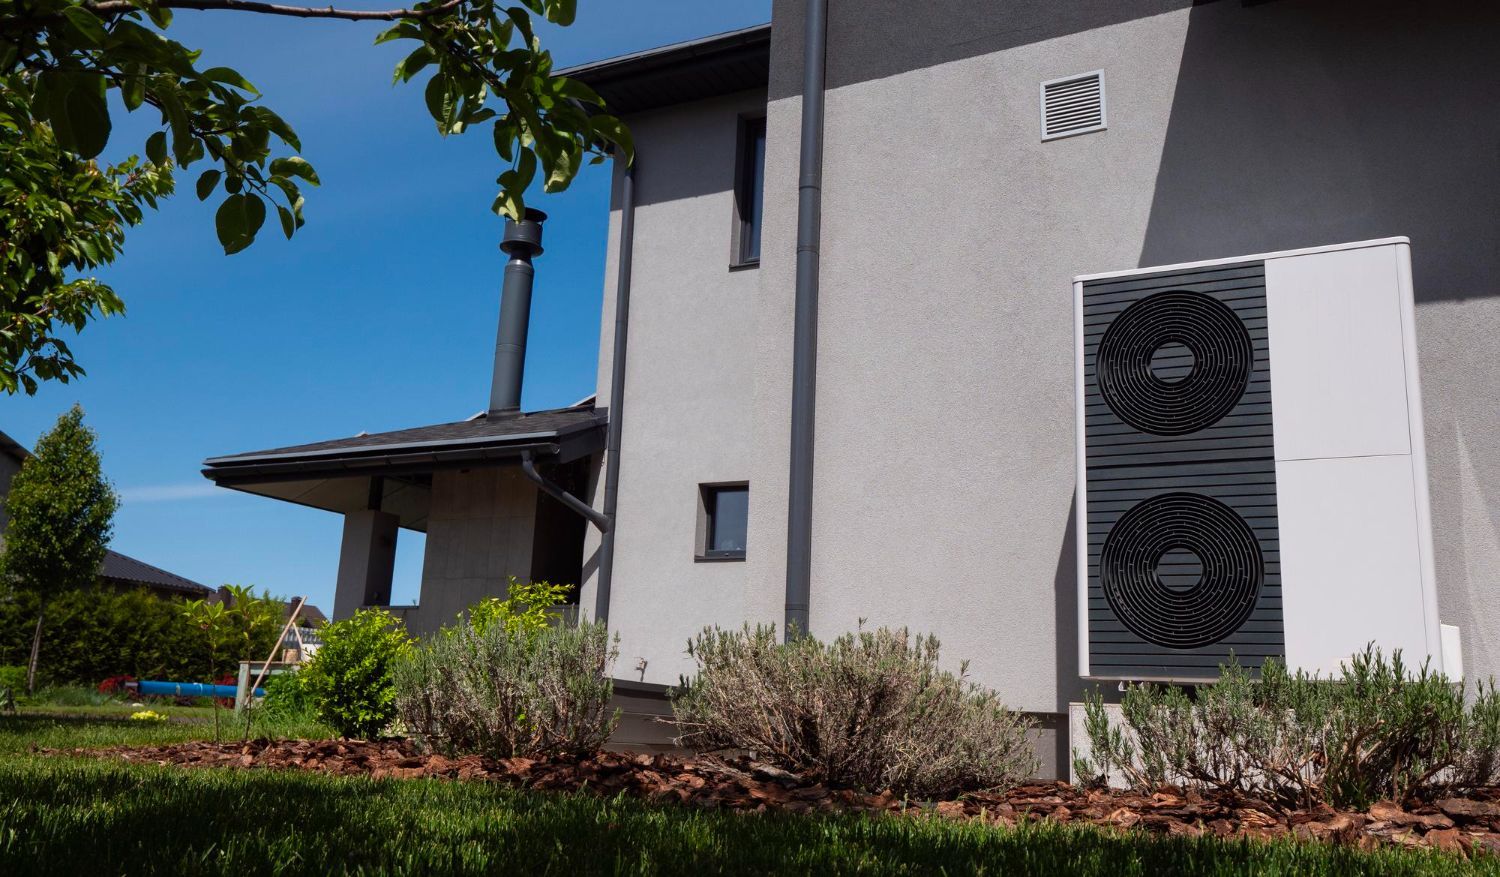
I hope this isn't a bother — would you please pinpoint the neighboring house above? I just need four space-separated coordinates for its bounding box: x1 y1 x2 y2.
0 429 26 552
1 428 211 601
204 1 1500 774
100 550 211 600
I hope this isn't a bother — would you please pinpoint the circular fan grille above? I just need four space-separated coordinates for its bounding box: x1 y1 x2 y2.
1100 492 1262 649
1096 291 1253 436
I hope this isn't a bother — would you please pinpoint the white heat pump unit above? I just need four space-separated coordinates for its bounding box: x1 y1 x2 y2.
1074 238 1443 682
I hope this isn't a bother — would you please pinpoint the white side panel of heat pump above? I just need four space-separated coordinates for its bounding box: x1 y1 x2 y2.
1277 454 1432 677
1264 246 1412 462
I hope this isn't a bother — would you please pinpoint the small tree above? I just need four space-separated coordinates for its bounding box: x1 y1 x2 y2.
0 405 117 693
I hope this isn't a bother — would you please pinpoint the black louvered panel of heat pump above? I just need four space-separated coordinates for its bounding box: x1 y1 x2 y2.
1083 261 1283 679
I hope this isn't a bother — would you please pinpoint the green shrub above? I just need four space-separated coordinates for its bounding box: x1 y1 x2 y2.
1074 646 1500 809
302 609 410 739
0 665 23 696
672 625 1038 798
28 684 114 707
395 613 618 759
467 577 573 635
0 584 277 686
259 670 315 720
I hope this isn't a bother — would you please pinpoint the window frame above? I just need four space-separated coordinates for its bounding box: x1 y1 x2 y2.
696 482 749 562
730 114 767 270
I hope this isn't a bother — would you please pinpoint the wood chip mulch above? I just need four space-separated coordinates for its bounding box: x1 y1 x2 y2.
58 739 1500 858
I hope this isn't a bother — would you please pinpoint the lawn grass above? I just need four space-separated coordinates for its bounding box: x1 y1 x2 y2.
0 712 1495 876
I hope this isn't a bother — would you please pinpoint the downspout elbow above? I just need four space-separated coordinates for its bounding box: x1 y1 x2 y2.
520 450 611 533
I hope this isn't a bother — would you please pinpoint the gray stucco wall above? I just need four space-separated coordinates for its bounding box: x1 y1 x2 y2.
753 0 1500 714
579 89 771 685
401 467 539 634
584 0 1500 754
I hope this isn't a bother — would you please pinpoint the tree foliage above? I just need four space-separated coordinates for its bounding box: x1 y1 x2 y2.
0 404 117 597
0 0 631 392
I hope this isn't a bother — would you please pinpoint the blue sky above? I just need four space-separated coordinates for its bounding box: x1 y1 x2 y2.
2 0 769 612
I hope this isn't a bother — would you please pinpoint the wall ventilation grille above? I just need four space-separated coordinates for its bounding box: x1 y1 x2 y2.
1041 71 1106 141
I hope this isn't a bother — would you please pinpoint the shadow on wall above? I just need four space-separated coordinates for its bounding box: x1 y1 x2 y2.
1137 0 1500 305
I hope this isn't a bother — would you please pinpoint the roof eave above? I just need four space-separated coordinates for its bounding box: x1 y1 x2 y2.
202 423 605 486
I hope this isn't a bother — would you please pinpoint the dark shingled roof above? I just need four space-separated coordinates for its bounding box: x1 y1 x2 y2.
101 550 212 596
559 23 770 115
202 403 607 483
0 429 27 464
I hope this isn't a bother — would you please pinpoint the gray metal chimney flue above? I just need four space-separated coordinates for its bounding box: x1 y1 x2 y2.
489 208 546 415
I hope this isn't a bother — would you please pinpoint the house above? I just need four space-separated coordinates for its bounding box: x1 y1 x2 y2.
204 0 1500 774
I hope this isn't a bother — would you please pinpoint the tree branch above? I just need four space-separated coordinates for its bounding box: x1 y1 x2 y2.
85 0 464 22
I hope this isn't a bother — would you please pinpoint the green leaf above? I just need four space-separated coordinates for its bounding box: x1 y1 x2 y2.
503 7 535 49
144 1 172 28
276 205 295 239
59 7 108 47
269 156 320 186
491 187 522 220
215 193 266 255
492 116 516 162
543 141 580 193
154 88 194 165
250 107 300 151
145 131 168 165
551 75 602 107
424 72 454 130
374 22 423 44
590 114 634 164
200 66 260 95
514 148 537 192
392 45 435 84
43 72 111 159
548 0 576 26
120 74 145 112
195 169 221 201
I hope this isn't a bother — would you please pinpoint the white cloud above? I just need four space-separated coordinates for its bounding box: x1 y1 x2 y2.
118 483 224 504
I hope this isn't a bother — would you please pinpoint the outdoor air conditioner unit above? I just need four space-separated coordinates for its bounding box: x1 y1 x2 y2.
1074 238 1444 682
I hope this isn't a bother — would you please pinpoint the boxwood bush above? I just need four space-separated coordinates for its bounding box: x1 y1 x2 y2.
302 609 410 739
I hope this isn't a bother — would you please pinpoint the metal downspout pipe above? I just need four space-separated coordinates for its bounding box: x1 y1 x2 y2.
595 159 637 624
785 0 828 641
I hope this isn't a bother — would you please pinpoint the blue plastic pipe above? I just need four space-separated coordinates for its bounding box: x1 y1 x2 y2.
136 680 264 698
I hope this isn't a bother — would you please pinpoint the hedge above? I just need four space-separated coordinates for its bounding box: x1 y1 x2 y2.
0 585 276 686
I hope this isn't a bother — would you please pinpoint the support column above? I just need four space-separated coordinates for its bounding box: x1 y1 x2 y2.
333 509 399 620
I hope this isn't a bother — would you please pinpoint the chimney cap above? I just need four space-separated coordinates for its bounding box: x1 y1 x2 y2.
501 208 547 257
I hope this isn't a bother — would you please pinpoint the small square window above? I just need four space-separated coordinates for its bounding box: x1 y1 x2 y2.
731 116 766 268
698 483 748 561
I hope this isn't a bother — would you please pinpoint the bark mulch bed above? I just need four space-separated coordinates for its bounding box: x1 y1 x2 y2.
65 739 1500 858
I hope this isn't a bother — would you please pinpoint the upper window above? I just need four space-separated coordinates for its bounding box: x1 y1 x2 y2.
699 484 749 560
733 116 766 267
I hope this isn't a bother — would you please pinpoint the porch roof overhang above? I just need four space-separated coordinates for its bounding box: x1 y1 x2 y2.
200 404 607 528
